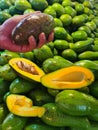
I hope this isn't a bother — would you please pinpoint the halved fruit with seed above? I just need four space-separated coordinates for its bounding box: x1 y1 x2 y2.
9 58 45 82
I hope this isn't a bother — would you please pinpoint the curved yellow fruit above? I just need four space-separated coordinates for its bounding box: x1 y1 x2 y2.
9 58 45 82
6 94 45 117
41 66 94 89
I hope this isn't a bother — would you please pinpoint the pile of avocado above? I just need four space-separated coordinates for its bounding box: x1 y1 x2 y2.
1 0 98 129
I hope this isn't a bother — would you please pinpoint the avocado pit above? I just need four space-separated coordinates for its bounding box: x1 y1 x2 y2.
16 61 39 75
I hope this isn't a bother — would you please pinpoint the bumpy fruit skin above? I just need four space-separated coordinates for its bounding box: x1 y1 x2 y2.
12 12 54 45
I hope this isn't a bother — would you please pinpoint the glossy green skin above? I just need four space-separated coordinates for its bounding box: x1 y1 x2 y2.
15 0 32 11
78 25 91 36
52 3 65 17
74 60 98 70
0 0 12 10
29 0 48 11
0 79 10 103
61 49 77 61
43 6 56 18
0 103 9 124
64 6 77 17
78 51 98 60
55 90 98 116
25 123 63 130
70 38 94 53
54 40 69 50
41 103 90 128
72 14 87 26
9 77 34 94
71 30 87 42
0 51 20 66
9 5 23 15
1 51 20 63
34 45 54 62
0 11 11 25
0 64 17 81
28 88 54 106
42 55 73 73
2 113 28 130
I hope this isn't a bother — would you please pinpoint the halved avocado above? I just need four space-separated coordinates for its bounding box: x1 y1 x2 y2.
9 58 45 82
41 66 94 89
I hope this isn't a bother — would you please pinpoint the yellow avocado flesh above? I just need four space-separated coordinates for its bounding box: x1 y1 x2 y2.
41 66 94 89
9 58 45 82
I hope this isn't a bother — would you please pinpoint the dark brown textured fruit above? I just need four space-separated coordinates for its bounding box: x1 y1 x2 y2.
11 13 54 45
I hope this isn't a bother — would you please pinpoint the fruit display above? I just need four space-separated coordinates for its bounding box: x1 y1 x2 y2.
1 0 98 129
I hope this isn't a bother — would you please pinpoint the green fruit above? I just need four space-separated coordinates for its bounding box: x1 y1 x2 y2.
19 51 34 61
47 0 62 5
0 78 10 103
0 103 9 124
75 0 85 3
15 0 32 12
54 27 67 39
60 14 72 26
74 60 98 71
61 49 77 61
92 18 98 27
29 0 48 11
83 1 93 9
25 123 61 130
9 77 34 94
46 41 54 50
78 51 98 60
41 103 90 128
1 51 20 63
54 18 63 27
0 0 12 10
78 25 91 36
85 21 97 31
47 88 60 96
55 90 98 116
72 14 87 27
89 81 98 99
0 11 11 25
2 113 28 130
62 0 73 7
23 8 35 14
9 5 23 15
0 64 17 81
92 45 98 52
52 3 65 17
54 40 69 50
71 30 88 42
64 6 77 17
28 88 54 106
42 55 73 73
44 6 56 18
75 3 84 14
69 38 94 53
33 45 53 62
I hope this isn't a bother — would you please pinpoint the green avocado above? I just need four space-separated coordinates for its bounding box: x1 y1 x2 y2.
2 113 28 130
42 55 73 73
9 77 35 94
41 103 90 128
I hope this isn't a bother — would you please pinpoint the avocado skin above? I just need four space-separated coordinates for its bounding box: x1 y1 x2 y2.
12 13 54 45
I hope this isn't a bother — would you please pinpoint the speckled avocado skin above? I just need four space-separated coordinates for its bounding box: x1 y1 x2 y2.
12 13 54 45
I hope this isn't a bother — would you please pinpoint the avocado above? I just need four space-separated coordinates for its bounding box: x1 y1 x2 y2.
12 12 54 45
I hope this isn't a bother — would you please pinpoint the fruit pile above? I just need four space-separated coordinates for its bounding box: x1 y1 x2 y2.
1 0 98 129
